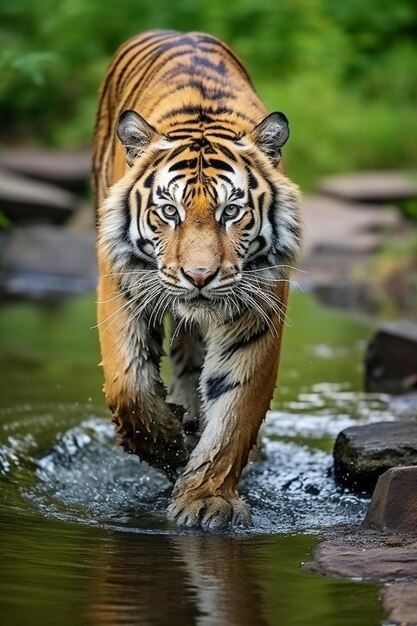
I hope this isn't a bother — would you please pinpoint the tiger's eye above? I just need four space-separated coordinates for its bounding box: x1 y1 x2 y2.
223 204 240 219
161 204 178 219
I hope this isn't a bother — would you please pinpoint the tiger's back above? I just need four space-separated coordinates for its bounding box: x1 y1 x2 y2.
93 30 269 208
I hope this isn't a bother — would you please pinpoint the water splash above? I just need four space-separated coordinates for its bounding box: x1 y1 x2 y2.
17 415 368 535
1 387 412 536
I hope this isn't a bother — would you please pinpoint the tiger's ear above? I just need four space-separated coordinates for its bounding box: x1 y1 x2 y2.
250 112 289 166
117 110 157 166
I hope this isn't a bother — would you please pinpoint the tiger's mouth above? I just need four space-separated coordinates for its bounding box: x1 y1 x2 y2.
186 292 215 307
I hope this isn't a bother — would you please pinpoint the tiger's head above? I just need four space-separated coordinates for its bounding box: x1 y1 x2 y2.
100 109 302 322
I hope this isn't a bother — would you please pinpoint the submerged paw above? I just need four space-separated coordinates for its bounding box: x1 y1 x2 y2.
167 495 251 529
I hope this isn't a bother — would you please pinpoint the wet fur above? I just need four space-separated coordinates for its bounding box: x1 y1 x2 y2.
93 30 302 527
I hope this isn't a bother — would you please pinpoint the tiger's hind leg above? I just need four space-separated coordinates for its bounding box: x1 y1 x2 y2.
167 318 205 450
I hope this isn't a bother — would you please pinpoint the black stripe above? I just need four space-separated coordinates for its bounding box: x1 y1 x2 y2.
166 131 197 139
185 80 235 100
119 36 185 112
168 158 197 172
158 105 214 123
170 144 190 158
208 158 235 172
146 210 158 232
193 55 228 76
194 35 253 82
246 167 259 190
206 374 241 401
267 181 278 240
168 173 186 185
137 47 198 95
122 183 135 241
208 133 242 142
216 144 238 161
222 326 268 358
217 174 233 184
135 191 142 228
143 172 154 189
115 32 177 93
258 191 265 212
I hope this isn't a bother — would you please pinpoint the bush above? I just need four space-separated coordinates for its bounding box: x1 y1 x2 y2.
1 0 416 188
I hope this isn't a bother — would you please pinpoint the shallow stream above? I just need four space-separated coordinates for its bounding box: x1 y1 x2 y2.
0 291 410 626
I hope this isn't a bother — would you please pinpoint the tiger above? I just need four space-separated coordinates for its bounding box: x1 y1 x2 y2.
92 30 302 529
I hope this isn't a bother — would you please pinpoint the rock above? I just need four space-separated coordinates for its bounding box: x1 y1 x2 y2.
333 421 417 493
314 281 375 312
309 537 417 581
67 202 96 233
383 581 417 626
0 169 75 224
319 170 417 203
298 195 405 310
364 466 417 532
301 194 403 260
0 148 91 192
366 321 417 394
0 225 97 298
307 531 417 626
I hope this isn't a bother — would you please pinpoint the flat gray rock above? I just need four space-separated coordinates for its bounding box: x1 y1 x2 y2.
319 170 417 203
301 194 402 259
383 582 417 626
1 148 90 192
0 225 96 298
308 532 417 626
298 194 405 305
311 537 417 581
333 421 417 493
0 169 75 224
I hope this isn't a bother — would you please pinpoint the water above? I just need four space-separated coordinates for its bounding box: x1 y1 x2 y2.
1 291 410 626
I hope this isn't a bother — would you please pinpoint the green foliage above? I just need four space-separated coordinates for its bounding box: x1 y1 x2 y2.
1 0 416 188
0 208 11 229
400 198 417 221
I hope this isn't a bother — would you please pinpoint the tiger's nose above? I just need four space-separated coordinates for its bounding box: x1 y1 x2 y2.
181 267 218 288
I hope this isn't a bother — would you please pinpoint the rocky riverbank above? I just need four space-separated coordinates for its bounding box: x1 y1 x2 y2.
1 147 416 315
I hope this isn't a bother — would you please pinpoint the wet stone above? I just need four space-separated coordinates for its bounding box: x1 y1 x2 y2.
382 581 417 626
309 537 417 581
0 148 91 192
333 421 417 493
366 321 417 394
0 225 96 298
364 466 417 532
0 169 75 224
308 531 417 626
318 170 417 203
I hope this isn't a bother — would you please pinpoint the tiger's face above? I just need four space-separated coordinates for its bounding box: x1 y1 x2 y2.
101 110 301 320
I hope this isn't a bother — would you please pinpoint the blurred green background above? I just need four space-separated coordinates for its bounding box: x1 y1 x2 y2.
1 0 416 189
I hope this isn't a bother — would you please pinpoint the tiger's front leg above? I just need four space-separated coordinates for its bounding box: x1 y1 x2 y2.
97 272 188 479
168 287 288 527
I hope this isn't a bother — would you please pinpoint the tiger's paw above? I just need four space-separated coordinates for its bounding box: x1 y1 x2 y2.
167 494 251 529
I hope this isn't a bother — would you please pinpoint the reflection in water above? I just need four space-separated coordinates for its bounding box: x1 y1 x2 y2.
86 534 269 626
82 532 384 626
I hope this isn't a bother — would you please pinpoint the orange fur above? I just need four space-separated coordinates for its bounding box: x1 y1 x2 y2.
93 30 302 527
